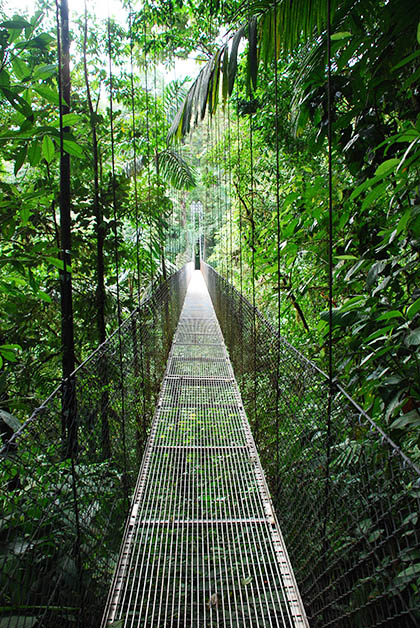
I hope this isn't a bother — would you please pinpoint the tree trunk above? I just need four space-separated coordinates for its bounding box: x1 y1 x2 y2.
57 0 76 457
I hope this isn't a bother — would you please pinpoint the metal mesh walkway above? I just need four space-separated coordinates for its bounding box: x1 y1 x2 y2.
102 270 308 627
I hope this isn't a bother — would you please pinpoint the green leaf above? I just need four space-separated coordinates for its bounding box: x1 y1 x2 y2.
0 18 30 29
42 135 55 163
395 209 412 236
47 256 71 272
367 260 387 287
0 409 21 432
341 296 365 310
344 259 364 281
360 182 388 211
406 329 420 346
39 290 52 303
331 31 352 41
33 63 57 79
34 85 60 106
198 59 213 120
28 140 41 166
51 113 82 128
0 68 10 88
221 47 229 103
20 206 31 226
407 297 420 319
11 58 31 81
2 87 33 118
14 145 27 175
15 33 54 51
360 345 392 366
417 21 420 46
62 139 83 158
210 48 223 114
156 149 196 190
241 576 252 585
391 411 420 430
229 25 245 96
62 113 81 126
375 158 399 177
365 326 393 343
0 344 21 361
377 310 403 321
320 307 359 328
351 173 383 200
391 49 420 71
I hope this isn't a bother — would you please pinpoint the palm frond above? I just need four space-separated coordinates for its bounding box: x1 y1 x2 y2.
163 78 190 125
156 149 197 190
124 154 146 179
124 149 196 190
167 0 361 141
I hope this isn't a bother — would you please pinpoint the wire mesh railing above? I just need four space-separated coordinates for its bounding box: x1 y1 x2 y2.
0 263 192 628
202 261 420 628
102 270 308 627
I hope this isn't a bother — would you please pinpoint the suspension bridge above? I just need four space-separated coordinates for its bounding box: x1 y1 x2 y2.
1 262 419 628
102 270 306 627
1 4 420 624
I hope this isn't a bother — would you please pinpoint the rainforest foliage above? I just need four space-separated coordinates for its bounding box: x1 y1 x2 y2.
0 0 196 430
0 0 419 467
174 0 420 463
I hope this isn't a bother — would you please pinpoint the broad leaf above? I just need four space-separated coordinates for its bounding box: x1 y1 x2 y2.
14 145 27 175
407 297 420 319
42 135 55 162
34 84 60 106
331 31 352 41
63 139 83 158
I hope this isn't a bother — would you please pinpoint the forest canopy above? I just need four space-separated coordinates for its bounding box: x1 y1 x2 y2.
0 0 419 467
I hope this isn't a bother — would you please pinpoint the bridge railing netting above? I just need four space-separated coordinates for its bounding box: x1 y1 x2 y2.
0 264 192 628
202 262 420 628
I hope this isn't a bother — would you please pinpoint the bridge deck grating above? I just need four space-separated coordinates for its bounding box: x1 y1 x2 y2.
102 271 308 627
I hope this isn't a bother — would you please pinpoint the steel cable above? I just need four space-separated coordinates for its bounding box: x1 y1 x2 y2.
107 10 128 502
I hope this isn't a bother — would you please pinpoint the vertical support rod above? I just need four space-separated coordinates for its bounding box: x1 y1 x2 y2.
129 4 141 304
249 113 258 445
107 14 129 504
273 0 282 479
324 0 334 560
236 104 244 374
83 0 110 459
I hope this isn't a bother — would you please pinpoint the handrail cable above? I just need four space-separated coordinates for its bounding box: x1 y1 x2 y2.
128 2 147 446
227 103 234 285
236 100 244 372
274 0 281 474
323 0 334 557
